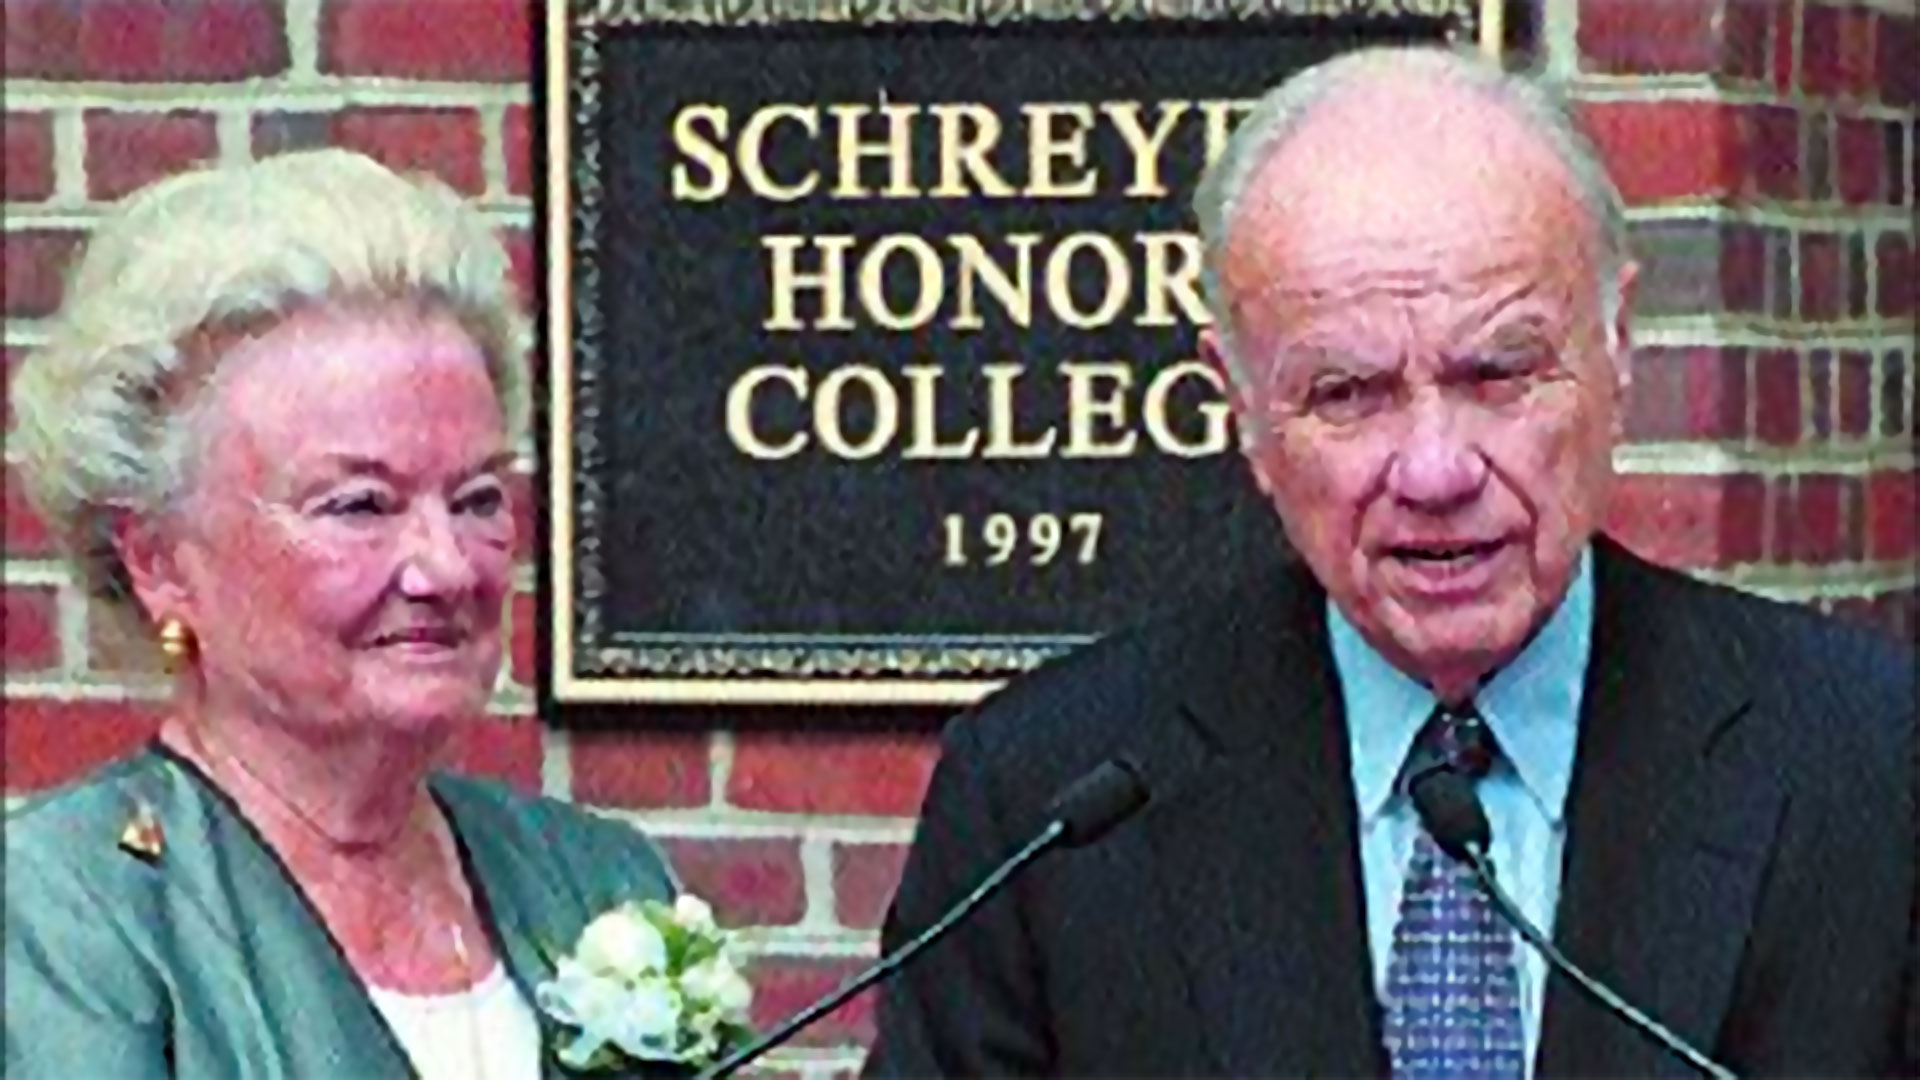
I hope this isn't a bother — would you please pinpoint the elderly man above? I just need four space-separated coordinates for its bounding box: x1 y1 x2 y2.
862 46 1915 1079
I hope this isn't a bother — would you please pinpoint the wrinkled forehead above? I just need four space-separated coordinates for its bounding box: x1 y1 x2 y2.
1215 83 1604 351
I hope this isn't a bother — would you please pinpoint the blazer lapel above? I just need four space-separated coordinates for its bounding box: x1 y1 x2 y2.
1538 539 1779 1077
149 744 421 1080
1142 560 1389 1077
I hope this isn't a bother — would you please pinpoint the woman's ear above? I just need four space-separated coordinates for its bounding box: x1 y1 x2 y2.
111 509 194 627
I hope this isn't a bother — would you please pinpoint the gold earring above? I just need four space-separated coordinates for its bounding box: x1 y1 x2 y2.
158 618 195 672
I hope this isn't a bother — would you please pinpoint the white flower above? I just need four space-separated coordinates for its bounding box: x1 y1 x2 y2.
671 894 717 933
574 905 667 979
605 979 684 1061
680 954 753 1019
534 960 633 1068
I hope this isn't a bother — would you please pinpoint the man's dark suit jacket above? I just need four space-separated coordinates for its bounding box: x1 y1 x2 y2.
863 536 1917 1078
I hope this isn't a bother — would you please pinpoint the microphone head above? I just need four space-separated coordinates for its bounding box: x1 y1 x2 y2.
1408 767 1491 863
1046 758 1150 847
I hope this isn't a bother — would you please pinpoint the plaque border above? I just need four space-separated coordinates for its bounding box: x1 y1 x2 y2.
543 0 1504 706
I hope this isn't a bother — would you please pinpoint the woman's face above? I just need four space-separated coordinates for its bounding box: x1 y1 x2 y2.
161 304 516 738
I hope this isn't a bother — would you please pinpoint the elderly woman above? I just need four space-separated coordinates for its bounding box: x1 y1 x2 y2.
5 150 678 1079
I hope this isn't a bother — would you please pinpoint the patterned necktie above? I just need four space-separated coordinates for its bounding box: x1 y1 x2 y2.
1381 703 1529 1078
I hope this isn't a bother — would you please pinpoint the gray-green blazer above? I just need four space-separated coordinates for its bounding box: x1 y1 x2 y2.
5 742 679 1079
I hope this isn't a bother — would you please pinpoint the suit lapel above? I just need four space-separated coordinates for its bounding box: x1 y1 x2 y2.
1142 560 1389 1077
1538 539 1779 1077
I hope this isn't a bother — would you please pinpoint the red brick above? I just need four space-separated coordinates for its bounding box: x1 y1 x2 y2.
3 697 162 794
1721 0 1769 82
1606 473 1766 570
1630 347 1748 442
1886 121 1908 208
1877 232 1914 319
1799 233 1843 322
4 466 54 557
5 113 56 202
833 841 910 931
1578 0 1717 74
1834 117 1885 205
75 0 287 82
1720 224 1766 313
501 227 535 309
745 956 874 1048
1881 16 1918 107
507 469 535 562
503 104 532 197
319 0 530 82
1794 473 1845 564
1748 105 1802 201
443 716 543 793
1837 350 1875 436
1882 351 1910 439
1770 0 1796 93
85 110 218 202
1753 349 1803 445
1802 3 1845 98
1835 8 1878 99
509 590 536 689
729 731 938 817
1866 470 1916 561
332 108 485 197
3 230 82 319
1841 476 1867 561
3 0 81 78
1808 350 1835 440
570 730 712 809
2 586 61 674
657 836 806 927
1580 102 1742 204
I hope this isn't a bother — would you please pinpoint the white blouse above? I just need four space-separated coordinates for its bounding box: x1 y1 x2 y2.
367 962 544 1080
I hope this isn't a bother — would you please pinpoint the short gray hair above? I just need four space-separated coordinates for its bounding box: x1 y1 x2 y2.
10 148 530 661
1193 44 1632 387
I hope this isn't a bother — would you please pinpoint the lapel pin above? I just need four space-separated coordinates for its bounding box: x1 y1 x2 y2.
118 800 165 863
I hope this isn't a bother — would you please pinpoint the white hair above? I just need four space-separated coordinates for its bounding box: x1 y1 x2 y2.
10 148 531 659
1193 44 1632 390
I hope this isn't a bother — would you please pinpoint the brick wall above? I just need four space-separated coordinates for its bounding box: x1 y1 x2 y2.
2 1 1914 1075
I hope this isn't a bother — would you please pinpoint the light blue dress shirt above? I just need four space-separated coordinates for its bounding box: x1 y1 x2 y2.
1329 545 1593 1075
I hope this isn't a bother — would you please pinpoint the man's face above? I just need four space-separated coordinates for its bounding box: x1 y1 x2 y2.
1204 83 1635 700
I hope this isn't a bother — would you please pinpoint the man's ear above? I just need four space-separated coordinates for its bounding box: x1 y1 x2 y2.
112 509 194 628
1606 259 1641 439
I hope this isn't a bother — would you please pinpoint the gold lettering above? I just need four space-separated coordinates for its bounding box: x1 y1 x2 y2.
950 233 1039 330
1045 233 1130 329
1103 102 1188 198
1059 361 1137 458
669 105 731 202
1024 103 1098 198
1139 232 1208 328
929 104 1015 198
725 366 809 459
901 365 984 459
1199 99 1255 170
857 235 944 331
1143 360 1232 458
981 363 1057 458
763 235 857 332
737 105 819 201
814 365 900 459
829 104 920 199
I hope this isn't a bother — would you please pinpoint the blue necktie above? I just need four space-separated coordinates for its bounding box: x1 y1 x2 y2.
1381 704 1528 1078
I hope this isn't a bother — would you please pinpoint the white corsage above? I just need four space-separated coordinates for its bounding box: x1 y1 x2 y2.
535 895 755 1074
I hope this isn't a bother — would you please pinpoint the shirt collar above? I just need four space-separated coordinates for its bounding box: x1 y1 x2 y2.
1332 544 1593 826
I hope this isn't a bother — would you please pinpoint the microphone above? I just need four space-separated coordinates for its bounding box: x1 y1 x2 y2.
1408 768 1740 1080
695 757 1151 1079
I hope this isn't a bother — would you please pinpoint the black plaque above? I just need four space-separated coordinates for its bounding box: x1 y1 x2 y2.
543 0 1494 707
